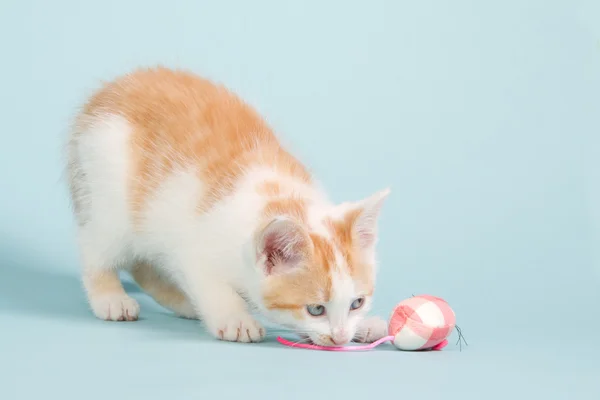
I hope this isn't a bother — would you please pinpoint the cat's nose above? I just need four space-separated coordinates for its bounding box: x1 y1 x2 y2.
330 337 346 345
330 329 351 345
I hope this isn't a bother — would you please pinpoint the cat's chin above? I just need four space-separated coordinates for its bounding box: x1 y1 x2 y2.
298 333 325 346
300 333 344 347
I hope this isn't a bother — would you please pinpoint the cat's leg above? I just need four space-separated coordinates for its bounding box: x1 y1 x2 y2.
78 235 140 321
354 316 388 343
82 266 140 321
130 262 196 319
185 274 265 343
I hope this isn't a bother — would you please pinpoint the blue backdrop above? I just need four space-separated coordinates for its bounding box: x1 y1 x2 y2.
1 0 598 398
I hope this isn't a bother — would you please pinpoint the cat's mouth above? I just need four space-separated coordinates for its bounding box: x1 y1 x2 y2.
300 333 341 347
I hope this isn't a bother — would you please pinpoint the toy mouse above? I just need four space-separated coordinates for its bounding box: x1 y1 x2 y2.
277 294 459 352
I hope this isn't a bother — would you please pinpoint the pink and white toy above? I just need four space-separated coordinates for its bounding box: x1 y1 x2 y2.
277 294 458 352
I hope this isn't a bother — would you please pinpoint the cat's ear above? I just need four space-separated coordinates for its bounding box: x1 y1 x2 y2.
255 217 312 275
347 188 390 249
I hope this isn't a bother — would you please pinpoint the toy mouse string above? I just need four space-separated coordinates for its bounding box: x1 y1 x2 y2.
454 324 468 351
276 335 395 351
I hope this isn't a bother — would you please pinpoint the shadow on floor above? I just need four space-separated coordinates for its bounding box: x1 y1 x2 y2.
0 238 211 341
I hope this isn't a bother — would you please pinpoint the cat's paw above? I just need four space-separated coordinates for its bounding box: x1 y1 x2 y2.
210 314 265 343
354 316 388 343
89 294 140 321
172 301 198 320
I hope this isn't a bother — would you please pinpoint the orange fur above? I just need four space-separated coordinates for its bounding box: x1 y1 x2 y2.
262 234 342 316
263 198 307 224
326 211 374 291
78 67 311 219
257 181 281 196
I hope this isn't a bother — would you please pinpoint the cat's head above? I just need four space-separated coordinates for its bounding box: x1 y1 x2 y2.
253 188 390 346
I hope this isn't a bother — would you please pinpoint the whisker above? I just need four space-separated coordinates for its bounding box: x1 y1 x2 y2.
288 337 313 346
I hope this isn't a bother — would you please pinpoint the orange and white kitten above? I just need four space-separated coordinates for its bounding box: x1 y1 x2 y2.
66 67 390 346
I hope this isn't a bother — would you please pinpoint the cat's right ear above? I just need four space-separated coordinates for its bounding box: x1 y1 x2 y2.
255 217 311 275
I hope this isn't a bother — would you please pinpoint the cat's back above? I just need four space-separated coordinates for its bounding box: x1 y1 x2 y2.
75 66 276 153
68 67 311 229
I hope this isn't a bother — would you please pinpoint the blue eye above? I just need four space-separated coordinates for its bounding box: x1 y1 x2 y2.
350 297 365 310
306 304 326 316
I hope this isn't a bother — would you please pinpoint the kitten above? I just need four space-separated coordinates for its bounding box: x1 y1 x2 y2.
66 67 390 346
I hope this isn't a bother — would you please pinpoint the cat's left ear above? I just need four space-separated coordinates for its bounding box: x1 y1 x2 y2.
347 188 390 249
255 216 312 275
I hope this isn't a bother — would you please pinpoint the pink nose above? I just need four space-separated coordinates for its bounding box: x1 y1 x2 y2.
331 330 351 345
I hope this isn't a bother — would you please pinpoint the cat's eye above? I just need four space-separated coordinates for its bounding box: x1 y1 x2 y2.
350 297 365 310
306 304 326 317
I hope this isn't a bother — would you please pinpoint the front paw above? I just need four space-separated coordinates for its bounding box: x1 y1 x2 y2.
89 293 140 321
354 316 388 343
210 314 266 343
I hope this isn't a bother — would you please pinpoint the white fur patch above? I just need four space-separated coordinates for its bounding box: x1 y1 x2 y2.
393 326 428 351
73 114 135 268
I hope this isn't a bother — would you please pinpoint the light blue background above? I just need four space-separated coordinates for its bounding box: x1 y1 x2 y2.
1 0 599 398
